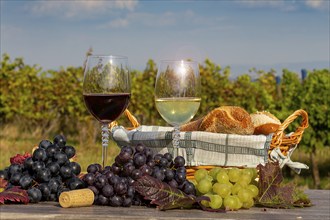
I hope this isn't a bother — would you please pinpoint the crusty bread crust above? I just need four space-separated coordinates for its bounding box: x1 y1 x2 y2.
199 106 254 135
250 111 281 135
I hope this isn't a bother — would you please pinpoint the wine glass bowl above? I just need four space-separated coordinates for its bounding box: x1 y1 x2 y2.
155 60 201 156
83 55 130 167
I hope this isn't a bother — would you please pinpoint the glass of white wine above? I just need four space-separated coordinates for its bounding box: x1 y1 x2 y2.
155 60 201 157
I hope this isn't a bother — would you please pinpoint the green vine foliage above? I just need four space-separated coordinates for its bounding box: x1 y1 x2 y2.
1 53 329 151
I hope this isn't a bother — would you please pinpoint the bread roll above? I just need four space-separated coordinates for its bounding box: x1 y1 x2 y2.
199 106 255 135
250 111 281 135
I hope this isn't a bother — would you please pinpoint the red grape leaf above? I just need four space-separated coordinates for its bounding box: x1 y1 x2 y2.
0 186 29 205
256 162 295 208
10 153 32 165
134 175 197 210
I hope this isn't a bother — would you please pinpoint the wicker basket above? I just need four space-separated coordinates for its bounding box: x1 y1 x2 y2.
110 109 309 179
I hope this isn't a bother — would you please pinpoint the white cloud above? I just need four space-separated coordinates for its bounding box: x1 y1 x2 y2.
237 0 329 11
305 0 329 10
25 0 138 18
98 9 224 29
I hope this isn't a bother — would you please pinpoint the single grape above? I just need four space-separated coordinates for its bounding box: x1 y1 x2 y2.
197 178 212 194
131 169 143 180
174 156 185 168
64 146 76 159
38 140 52 149
121 146 134 155
133 153 147 168
216 171 230 184
97 194 109 205
54 152 68 166
111 164 122 174
165 169 175 181
60 165 73 179
31 161 46 174
46 162 60 176
247 184 259 198
87 164 98 174
83 173 95 186
108 175 120 186
182 181 196 195
48 178 61 193
9 173 22 185
36 168 51 182
23 157 34 170
19 175 33 189
209 194 223 209
45 144 60 158
135 143 145 153
102 184 114 197
224 195 238 211
139 164 152 176
28 187 42 203
175 172 186 184
114 181 127 195
238 188 253 203
69 162 81 175
38 183 51 200
153 169 165 181
53 134 66 147
194 169 208 182
159 158 168 167
94 175 107 189
242 197 254 209
33 148 48 162
8 164 22 177
0 169 8 180
212 182 231 198
228 168 241 183
109 195 123 207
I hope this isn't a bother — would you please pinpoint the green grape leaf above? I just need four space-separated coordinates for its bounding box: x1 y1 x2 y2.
256 162 295 208
0 186 29 205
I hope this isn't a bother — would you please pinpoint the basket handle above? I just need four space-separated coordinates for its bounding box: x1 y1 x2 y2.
270 109 309 150
110 109 141 130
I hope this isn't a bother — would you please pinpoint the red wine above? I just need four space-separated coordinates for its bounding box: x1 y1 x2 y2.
83 93 130 123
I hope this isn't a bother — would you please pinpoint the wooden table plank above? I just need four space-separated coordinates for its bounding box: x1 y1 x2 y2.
0 190 329 220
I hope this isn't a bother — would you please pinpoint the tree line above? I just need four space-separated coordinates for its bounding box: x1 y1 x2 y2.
1 53 329 188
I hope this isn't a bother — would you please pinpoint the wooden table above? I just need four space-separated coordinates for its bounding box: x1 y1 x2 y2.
0 190 329 220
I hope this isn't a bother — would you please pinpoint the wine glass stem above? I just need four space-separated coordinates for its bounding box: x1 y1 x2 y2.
173 126 180 157
101 123 109 168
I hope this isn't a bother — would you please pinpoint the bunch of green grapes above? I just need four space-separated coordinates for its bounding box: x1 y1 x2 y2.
193 167 258 210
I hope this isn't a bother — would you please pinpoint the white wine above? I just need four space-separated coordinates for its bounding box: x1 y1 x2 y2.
155 97 201 126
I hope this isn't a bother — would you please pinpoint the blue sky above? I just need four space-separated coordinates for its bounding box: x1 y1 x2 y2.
1 0 329 77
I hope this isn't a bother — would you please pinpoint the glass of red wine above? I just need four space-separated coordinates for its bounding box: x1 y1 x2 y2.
83 55 130 168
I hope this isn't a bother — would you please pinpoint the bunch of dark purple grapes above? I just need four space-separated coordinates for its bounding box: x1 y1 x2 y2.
0 135 84 203
83 143 195 207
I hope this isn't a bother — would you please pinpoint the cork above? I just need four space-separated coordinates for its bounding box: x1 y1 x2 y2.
59 188 94 208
